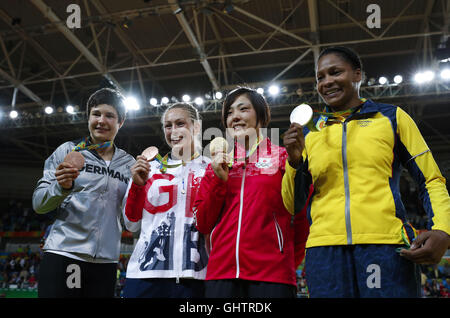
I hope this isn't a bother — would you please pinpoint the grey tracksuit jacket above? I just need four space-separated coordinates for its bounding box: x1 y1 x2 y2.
32 138 135 261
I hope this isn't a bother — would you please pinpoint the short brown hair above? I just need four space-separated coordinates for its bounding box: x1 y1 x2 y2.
86 88 126 123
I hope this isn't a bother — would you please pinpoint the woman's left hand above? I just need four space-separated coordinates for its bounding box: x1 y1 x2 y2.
400 230 450 264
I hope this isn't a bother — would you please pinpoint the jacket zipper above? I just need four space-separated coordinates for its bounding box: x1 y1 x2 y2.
342 122 352 245
209 226 216 252
93 159 109 258
273 213 284 253
235 164 246 278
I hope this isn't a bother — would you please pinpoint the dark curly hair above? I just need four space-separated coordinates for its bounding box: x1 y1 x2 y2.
317 46 363 71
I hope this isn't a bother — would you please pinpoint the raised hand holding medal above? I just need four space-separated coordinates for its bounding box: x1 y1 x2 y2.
57 137 111 189
210 137 231 182
56 151 84 190
142 146 159 161
282 104 312 168
64 151 85 170
130 147 157 186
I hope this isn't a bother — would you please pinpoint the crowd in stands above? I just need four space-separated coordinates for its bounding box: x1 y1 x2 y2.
0 249 132 298
0 200 54 233
420 263 450 298
0 248 40 291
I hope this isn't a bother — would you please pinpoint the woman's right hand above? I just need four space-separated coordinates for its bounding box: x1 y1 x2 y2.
211 151 230 182
131 155 151 186
55 162 80 190
283 123 305 169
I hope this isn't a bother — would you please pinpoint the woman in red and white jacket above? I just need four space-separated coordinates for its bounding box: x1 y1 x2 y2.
122 103 210 298
194 87 309 298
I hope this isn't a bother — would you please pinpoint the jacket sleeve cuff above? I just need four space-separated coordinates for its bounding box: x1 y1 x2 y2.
125 182 146 222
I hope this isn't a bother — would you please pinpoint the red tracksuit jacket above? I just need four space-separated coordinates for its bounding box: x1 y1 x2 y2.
194 138 309 286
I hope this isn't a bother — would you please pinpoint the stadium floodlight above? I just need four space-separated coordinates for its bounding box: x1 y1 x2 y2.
393 75 403 84
423 70 434 82
182 94 191 102
378 76 388 85
268 85 280 96
414 72 425 84
124 96 140 111
194 97 204 106
414 70 434 84
215 91 223 99
10 110 18 119
440 68 450 80
256 87 264 95
66 105 75 114
45 106 54 114
161 97 169 105
150 98 158 106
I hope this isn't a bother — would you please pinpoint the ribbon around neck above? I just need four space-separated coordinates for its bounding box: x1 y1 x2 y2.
306 98 367 131
72 137 112 152
155 152 200 173
227 134 264 167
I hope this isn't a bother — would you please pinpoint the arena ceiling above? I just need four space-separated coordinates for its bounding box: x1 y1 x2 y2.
0 0 449 175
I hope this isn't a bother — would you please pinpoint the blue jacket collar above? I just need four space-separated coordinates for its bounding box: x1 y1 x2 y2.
323 98 379 115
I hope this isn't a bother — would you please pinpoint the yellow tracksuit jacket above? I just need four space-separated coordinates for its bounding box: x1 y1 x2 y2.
282 99 450 248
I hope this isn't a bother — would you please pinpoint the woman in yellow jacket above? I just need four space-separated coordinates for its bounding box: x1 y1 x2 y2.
282 46 450 297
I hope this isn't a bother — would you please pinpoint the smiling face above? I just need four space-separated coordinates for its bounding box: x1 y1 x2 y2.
316 53 362 111
163 108 197 159
88 104 123 144
225 94 260 142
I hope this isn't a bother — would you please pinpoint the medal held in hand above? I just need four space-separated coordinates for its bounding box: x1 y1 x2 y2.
64 151 85 170
66 137 115 170
289 101 365 132
142 146 159 161
289 103 322 132
210 137 229 157
142 146 198 173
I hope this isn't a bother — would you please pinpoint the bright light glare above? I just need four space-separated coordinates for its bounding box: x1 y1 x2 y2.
194 97 204 105
182 94 191 102
124 96 140 110
268 85 279 95
393 75 403 84
440 69 450 80
10 110 18 119
256 87 264 95
378 77 388 85
150 98 158 106
423 70 434 81
161 97 169 104
45 106 54 114
66 105 75 114
414 70 434 84
215 92 223 99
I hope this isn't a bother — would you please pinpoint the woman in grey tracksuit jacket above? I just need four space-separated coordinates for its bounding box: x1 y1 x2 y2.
32 88 135 298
